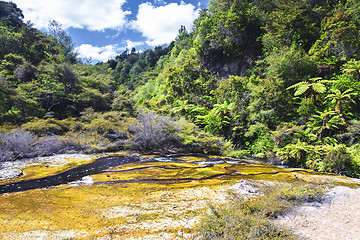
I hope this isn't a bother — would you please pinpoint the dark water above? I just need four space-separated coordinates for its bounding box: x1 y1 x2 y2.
0 154 289 194
0 155 140 194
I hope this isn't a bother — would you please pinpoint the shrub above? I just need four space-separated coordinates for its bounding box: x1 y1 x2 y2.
318 144 358 176
111 96 134 114
200 202 295 240
0 129 36 161
84 118 114 134
104 129 127 141
179 120 229 154
80 111 129 134
249 134 274 159
0 130 88 161
129 110 181 151
36 135 84 155
21 118 75 135
262 182 324 204
199 182 324 240
63 131 109 152
181 133 228 154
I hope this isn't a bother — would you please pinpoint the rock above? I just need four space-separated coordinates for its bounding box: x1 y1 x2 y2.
227 180 261 196
323 186 360 203
0 169 23 180
68 176 94 186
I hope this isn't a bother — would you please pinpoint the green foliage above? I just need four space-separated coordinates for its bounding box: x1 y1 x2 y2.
200 203 295 240
325 88 356 117
287 77 327 97
170 99 195 119
109 44 173 90
343 59 360 80
2 0 360 177
309 7 360 62
269 182 325 203
276 139 314 166
249 133 274 158
296 98 316 118
194 0 263 75
264 45 317 86
165 49 216 104
47 20 77 63
262 0 324 52
21 118 74 135
349 144 360 175
307 110 345 140
196 101 235 138
318 144 359 176
0 2 24 27
80 111 129 134
336 120 360 145
178 120 230 154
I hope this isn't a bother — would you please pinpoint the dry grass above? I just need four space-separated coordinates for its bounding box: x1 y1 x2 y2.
198 181 326 240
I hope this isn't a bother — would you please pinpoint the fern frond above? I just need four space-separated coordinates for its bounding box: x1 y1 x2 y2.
294 84 310 96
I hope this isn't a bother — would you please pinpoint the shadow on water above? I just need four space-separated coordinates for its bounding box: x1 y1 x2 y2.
0 155 140 194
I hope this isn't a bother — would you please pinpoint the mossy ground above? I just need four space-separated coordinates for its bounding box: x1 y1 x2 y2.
0 153 359 239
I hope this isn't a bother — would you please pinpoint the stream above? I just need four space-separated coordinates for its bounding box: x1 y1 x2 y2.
0 153 314 194
0 154 232 194
0 155 139 194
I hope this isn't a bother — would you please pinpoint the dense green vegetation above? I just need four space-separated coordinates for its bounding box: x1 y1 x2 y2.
2 0 360 177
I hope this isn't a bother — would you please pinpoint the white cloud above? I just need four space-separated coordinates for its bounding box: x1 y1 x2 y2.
126 40 144 50
153 0 167 5
131 2 200 46
75 44 124 62
7 0 130 31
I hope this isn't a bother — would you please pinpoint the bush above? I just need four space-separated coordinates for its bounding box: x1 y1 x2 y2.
0 130 88 161
80 111 129 134
262 182 324 204
21 118 76 136
199 182 324 240
36 135 84 155
63 131 109 152
249 134 274 159
318 144 358 176
177 119 229 154
129 110 181 151
200 202 295 240
0 129 36 161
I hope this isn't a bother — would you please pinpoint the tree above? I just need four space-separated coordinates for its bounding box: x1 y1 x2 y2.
324 88 356 117
0 1 24 27
286 77 328 103
0 53 25 84
196 101 234 138
48 20 77 63
307 110 344 140
0 76 17 116
276 139 313 166
193 0 263 75
171 100 195 119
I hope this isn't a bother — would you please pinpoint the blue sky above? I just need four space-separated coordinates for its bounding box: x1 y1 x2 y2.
6 0 208 62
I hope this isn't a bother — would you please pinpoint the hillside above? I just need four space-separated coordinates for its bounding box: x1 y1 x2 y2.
1 0 360 177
